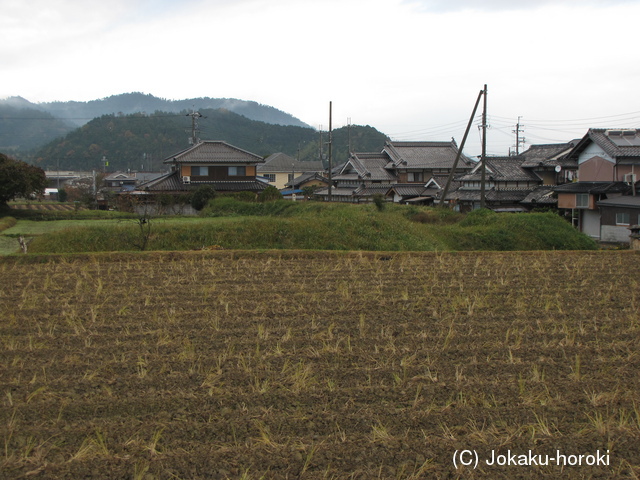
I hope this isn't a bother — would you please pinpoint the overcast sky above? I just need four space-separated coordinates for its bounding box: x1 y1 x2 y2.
2 0 640 156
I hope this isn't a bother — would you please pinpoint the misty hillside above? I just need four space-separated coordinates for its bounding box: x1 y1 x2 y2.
32 109 388 172
36 93 311 128
0 102 75 152
0 93 312 153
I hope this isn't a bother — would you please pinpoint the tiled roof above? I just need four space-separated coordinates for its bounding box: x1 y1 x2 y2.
520 142 578 169
390 184 427 197
163 141 264 165
341 153 397 182
383 140 474 170
597 195 640 208
287 172 328 188
136 171 268 192
554 181 631 194
521 187 557 205
355 185 393 196
569 129 640 161
460 156 541 182
138 171 184 191
258 153 323 172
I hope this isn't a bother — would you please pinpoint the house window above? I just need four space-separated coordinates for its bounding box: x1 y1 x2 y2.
616 212 630 225
264 174 276 182
407 172 424 182
576 193 589 209
229 166 246 176
191 166 209 176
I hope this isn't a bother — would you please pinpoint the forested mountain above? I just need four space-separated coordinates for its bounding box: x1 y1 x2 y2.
0 93 312 154
32 109 388 172
0 102 75 152
36 93 311 128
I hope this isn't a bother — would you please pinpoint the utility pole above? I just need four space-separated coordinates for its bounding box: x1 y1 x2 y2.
347 117 352 154
439 88 484 207
512 116 525 155
318 125 324 165
480 84 488 209
328 101 333 202
186 110 204 145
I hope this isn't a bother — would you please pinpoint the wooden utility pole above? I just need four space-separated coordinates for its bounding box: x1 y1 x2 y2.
480 84 488 209
439 88 484 207
328 101 333 202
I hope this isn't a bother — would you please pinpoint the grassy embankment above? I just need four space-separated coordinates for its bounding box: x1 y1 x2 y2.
0 208 141 255
13 198 597 254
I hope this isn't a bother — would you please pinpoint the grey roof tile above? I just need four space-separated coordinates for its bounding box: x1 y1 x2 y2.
163 141 264 165
554 181 631 194
460 156 541 182
258 153 323 172
520 142 578 168
136 171 268 192
383 140 474 170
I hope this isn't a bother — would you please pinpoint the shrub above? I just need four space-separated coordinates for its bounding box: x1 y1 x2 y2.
372 194 386 212
258 186 283 202
191 186 217 211
228 191 257 202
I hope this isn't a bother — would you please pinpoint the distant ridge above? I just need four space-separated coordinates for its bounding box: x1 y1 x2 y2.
0 93 312 153
0 92 311 128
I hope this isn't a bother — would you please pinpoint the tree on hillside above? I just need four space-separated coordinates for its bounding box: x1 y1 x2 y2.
0 153 48 209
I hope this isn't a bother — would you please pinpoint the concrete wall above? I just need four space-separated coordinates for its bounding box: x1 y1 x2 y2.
600 225 630 243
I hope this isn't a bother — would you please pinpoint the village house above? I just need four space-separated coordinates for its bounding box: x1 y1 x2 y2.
596 195 640 242
555 129 640 239
103 172 165 192
315 140 474 203
257 152 323 190
445 156 543 212
137 141 267 193
127 141 267 213
443 141 577 212
286 172 330 191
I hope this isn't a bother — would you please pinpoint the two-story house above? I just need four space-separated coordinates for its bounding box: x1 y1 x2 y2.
556 129 639 239
257 153 324 190
137 141 267 194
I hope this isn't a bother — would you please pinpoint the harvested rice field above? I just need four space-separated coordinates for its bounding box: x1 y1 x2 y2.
1 250 639 479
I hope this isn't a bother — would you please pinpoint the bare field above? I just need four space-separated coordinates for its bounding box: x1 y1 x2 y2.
9 204 77 212
1 251 639 479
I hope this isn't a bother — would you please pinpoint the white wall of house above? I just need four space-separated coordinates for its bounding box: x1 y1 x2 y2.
578 143 614 164
583 210 601 238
